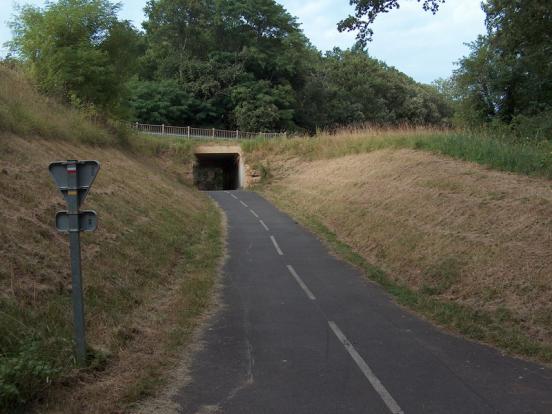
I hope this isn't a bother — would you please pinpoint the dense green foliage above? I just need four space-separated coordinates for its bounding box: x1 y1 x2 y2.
452 1 552 138
6 0 550 139
298 49 452 131
6 0 451 132
133 0 312 131
128 79 200 125
343 0 552 140
130 0 451 132
8 0 142 116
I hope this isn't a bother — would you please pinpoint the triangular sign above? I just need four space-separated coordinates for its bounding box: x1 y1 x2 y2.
49 160 100 208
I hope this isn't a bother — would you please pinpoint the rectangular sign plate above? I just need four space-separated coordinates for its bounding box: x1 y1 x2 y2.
56 210 98 232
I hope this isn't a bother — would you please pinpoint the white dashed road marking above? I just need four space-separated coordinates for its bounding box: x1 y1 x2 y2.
230 193 238 199
259 220 269 231
250 209 259 218
328 321 404 414
240 200 249 208
286 265 316 300
270 235 283 255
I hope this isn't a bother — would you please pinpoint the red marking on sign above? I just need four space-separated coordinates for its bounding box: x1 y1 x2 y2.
67 165 77 174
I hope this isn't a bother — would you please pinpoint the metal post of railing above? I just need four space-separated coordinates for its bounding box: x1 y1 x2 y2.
162 124 165 135
212 128 215 138
236 130 239 139
187 126 190 139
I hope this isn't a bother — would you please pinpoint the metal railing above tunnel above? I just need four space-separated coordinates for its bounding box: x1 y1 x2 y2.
129 122 287 140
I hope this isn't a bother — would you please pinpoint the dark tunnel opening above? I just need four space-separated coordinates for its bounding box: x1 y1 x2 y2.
194 153 241 191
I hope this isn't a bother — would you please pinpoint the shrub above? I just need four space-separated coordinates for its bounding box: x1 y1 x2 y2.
0 338 61 411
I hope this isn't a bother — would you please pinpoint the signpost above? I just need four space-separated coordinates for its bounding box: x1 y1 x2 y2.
49 160 100 366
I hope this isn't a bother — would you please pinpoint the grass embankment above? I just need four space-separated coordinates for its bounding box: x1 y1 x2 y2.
244 129 552 363
0 66 222 412
243 127 552 179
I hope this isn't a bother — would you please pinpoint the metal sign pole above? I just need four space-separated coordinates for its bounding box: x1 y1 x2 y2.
49 159 99 367
69 225 86 365
66 161 86 365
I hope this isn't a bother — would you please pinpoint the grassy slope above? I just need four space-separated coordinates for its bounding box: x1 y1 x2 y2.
242 127 552 179
245 130 552 364
0 65 114 145
0 66 222 412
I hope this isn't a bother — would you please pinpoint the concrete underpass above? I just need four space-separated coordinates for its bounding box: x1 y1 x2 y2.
193 145 245 191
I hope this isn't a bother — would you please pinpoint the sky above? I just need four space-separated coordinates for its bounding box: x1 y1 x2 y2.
0 0 486 84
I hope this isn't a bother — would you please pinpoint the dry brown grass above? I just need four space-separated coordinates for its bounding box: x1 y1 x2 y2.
0 134 201 303
0 63 225 412
262 149 552 347
0 133 222 412
243 125 552 179
243 125 445 161
0 65 113 144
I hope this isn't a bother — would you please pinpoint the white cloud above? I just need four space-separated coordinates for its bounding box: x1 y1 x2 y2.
281 0 486 83
118 0 147 28
281 0 355 50
363 0 486 82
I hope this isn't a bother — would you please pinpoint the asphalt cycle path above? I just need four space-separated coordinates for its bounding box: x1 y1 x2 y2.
175 190 552 414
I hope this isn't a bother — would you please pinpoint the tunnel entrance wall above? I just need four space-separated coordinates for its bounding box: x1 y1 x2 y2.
193 152 241 190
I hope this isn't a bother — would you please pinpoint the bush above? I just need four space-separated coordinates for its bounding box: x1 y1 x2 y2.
0 339 61 411
511 111 552 141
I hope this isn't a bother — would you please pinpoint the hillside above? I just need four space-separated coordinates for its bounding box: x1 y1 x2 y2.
246 134 552 363
2 59 552 411
0 66 222 412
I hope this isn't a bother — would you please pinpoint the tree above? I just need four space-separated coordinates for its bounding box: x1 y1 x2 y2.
8 0 142 115
143 0 215 81
298 48 452 130
231 81 295 131
483 0 552 120
140 0 311 130
452 36 500 125
134 0 452 131
452 1 552 135
128 79 202 125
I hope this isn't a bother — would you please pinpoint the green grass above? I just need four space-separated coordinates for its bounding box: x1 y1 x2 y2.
242 129 552 179
0 200 222 412
0 64 228 411
0 134 223 412
0 65 201 157
416 132 552 178
265 192 552 364
0 65 116 145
